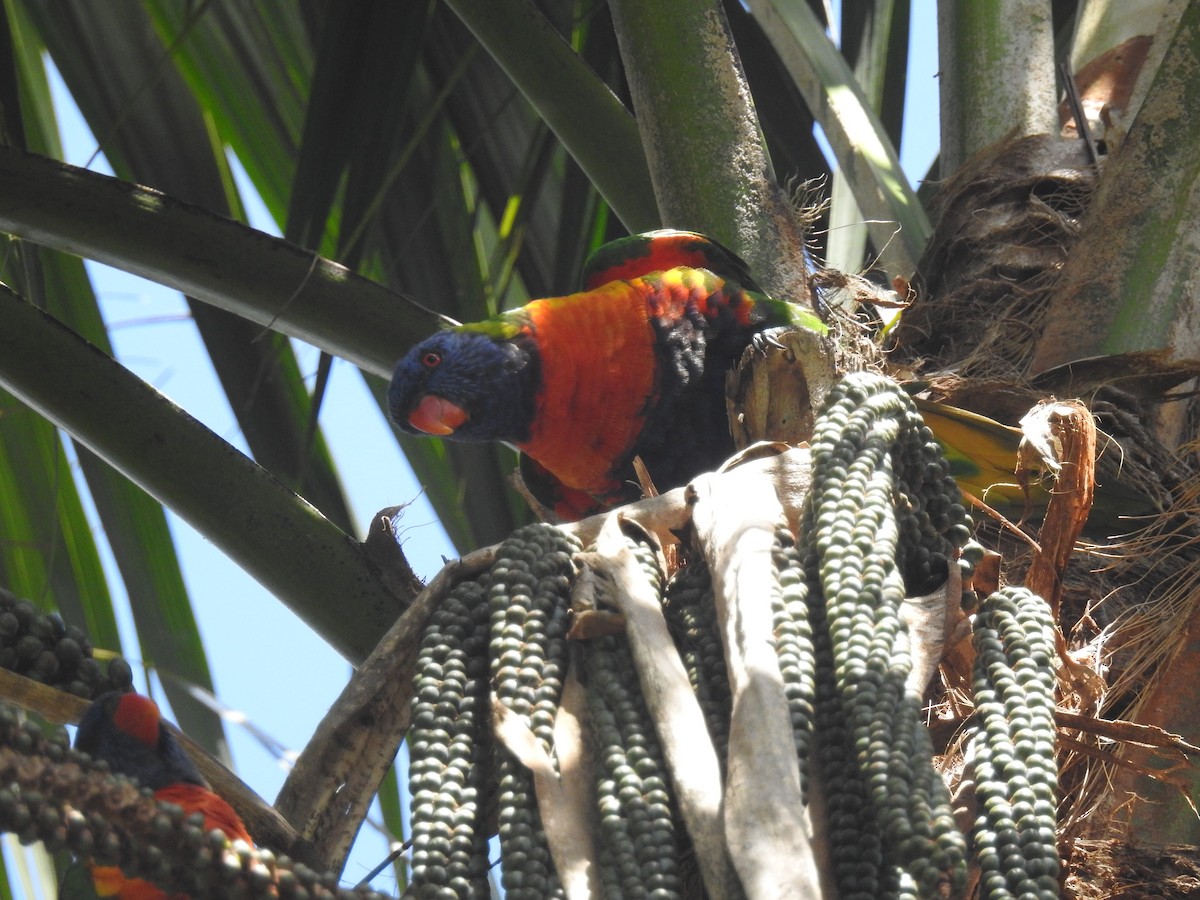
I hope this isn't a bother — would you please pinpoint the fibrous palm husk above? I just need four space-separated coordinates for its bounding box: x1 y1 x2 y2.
893 134 1096 382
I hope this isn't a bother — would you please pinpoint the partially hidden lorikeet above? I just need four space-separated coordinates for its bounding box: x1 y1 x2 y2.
388 230 827 519
73 692 252 899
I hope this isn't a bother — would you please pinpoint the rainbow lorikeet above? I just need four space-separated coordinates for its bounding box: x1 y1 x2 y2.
72 692 252 899
388 230 827 519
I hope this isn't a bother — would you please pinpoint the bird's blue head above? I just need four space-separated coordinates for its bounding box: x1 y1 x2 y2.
75 691 206 791
388 329 539 443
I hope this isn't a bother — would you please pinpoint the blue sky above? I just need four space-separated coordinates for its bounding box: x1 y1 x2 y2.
6 8 942 896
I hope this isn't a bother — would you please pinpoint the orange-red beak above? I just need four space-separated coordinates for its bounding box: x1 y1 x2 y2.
408 394 468 436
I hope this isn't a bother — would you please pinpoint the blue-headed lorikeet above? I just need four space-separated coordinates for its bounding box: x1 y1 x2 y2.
391 229 1158 527
389 230 826 519
72 692 252 899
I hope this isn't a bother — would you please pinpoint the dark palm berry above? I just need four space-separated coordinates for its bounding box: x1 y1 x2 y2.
76 658 102 683
107 657 134 690
55 638 84 667
0 612 19 639
16 635 43 662
34 651 59 677
12 601 34 629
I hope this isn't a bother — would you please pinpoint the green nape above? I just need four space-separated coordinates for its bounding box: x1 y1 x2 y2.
751 291 828 335
455 312 526 340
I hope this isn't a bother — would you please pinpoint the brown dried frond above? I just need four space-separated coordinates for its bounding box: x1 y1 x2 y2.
1049 450 1200 838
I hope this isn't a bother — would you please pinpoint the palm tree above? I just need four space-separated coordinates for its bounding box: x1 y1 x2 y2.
0 0 1197 896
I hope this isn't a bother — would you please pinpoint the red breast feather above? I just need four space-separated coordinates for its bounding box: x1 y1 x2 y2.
520 267 774 507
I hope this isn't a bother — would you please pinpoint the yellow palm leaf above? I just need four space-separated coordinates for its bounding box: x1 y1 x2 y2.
914 398 1047 515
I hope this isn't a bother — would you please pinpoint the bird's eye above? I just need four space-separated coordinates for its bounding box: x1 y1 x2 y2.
422 351 442 369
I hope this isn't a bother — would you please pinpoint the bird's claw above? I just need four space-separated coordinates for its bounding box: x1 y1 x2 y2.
751 326 791 353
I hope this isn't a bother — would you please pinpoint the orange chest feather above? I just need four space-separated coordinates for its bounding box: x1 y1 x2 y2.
518 282 659 494
90 866 169 899
155 784 254 843
91 786 252 898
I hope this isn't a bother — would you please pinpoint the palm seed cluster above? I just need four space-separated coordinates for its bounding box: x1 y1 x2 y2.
0 587 134 698
798 373 974 899
970 587 1059 900
584 531 682 899
661 559 731 767
405 371 1062 900
0 702 388 899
